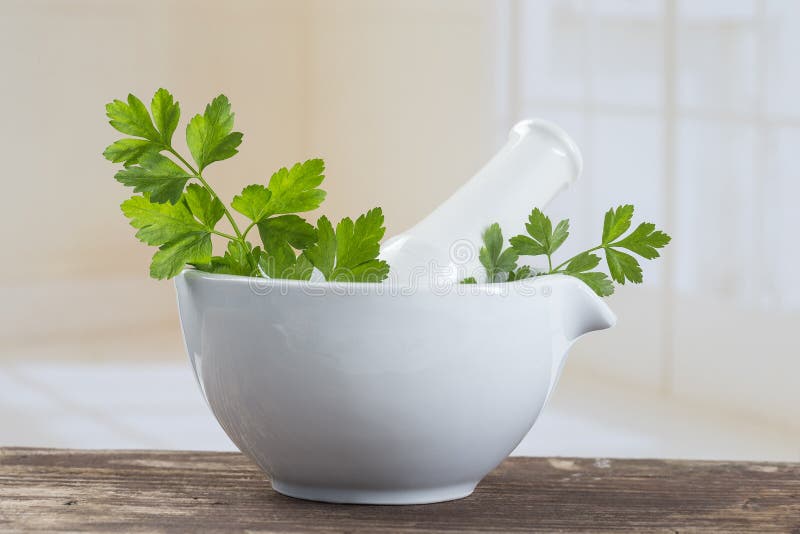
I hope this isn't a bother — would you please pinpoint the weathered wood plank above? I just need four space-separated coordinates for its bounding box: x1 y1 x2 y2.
0 448 798 532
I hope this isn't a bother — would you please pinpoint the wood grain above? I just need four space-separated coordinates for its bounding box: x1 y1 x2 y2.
1 448 798 533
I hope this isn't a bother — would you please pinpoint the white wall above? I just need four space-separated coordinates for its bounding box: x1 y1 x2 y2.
0 0 307 281
302 0 503 231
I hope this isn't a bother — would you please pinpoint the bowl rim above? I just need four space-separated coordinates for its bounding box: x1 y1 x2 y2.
177 268 590 298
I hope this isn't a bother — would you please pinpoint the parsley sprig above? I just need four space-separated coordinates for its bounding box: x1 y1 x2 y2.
462 205 670 296
106 89 388 282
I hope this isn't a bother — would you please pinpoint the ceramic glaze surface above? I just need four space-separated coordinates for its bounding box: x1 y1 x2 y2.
175 270 615 504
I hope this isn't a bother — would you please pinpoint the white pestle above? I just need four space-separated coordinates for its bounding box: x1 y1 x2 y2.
380 119 583 285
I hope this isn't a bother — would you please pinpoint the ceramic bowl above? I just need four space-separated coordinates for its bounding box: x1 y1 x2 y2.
175 269 614 504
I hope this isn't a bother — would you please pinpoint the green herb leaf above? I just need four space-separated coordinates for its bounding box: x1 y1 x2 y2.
303 216 336 279
304 208 389 282
107 90 390 282
150 88 180 146
461 276 477 284
335 208 386 269
293 253 315 280
121 193 213 279
479 223 518 282
114 152 192 204
510 208 569 256
562 251 612 296
566 271 615 297
254 212 317 280
602 204 634 244
564 252 601 273
224 241 260 276
264 159 327 215
507 265 534 282
120 194 205 246
193 241 261 277
508 235 544 256
106 93 161 142
481 221 504 262
150 231 212 279
258 241 296 279
344 260 391 283
612 222 671 259
551 220 570 252
184 184 224 229
466 203 669 296
259 244 314 281
231 184 272 223
185 94 243 171
605 247 642 284
257 214 317 250
103 138 155 166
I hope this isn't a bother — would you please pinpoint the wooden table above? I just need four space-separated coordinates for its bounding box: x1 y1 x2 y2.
1 448 798 532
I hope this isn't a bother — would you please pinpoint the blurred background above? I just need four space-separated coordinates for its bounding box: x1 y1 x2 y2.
1 0 797 460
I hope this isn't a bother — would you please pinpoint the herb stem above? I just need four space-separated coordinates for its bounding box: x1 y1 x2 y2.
167 147 244 241
196 173 244 240
242 221 257 239
211 229 238 240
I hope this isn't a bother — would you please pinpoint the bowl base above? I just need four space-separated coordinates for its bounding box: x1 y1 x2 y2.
271 479 477 505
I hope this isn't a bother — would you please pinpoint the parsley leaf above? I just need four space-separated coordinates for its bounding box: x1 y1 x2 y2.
103 89 182 169
150 88 180 146
121 193 213 279
106 93 161 142
304 208 389 282
461 226 533 284
257 214 317 250
194 241 261 277
564 251 601 273
602 204 635 244
612 222 671 259
568 271 615 297
258 242 314 281
108 89 390 281
507 265 534 282
479 223 518 282
561 252 613 296
303 216 336 278
103 138 154 166
255 213 317 280
605 248 642 284
186 95 243 171
467 204 670 296
120 194 204 246
600 205 670 285
509 208 569 257
114 152 192 204
233 185 320 253
232 184 272 223
264 159 327 215
335 208 386 269
150 231 213 280
184 184 225 229
104 88 181 164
